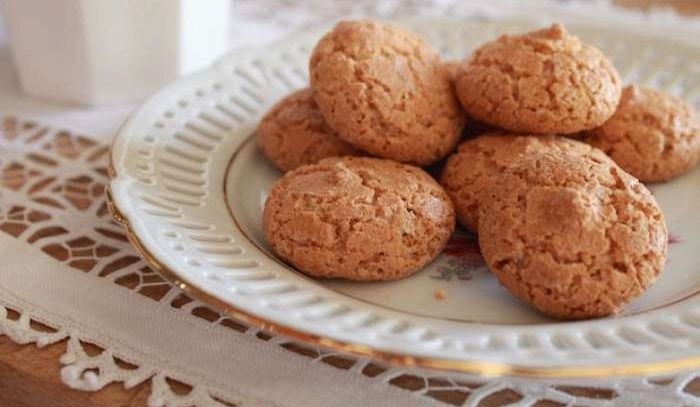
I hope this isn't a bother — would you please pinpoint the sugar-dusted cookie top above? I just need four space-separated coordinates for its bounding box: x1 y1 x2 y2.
441 133 612 231
587 85 700 182
478 151 667 319
310 20 465 166
455 24 621 134
257 88 360 171
263 156 456 281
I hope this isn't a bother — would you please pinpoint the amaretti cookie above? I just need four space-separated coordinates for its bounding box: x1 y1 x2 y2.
309 20 465 166
263 156 456 281
443 60 462 82
478 151 667 319
257 88 360 171
586 85 700 182
455 24 621 134
441 133 612 231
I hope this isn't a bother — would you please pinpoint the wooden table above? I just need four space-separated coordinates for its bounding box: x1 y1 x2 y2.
1 1 698 406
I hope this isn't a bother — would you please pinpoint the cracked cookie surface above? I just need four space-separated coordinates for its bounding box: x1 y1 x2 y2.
455 24 621 134
586 85 700 182
478 151 667 319
441 133 613 231
257 88 360 171
263 156 456 281
309 20 464 166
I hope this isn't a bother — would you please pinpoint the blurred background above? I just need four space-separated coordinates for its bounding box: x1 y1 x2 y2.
0 0 696 113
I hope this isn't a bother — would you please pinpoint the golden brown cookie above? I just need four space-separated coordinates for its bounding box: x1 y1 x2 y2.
441 133 612 231
455 24 621 134
586 85 700 182
263 156 456 281
478 151 667 319
443 60 462 82
257 88 360 171
309 20 465 166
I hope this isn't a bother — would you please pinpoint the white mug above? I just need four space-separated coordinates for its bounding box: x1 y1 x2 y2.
1 0 232 105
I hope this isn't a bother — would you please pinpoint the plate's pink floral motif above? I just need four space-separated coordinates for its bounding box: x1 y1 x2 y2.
432 231 485 282
669 233 681 245
431 231 682 282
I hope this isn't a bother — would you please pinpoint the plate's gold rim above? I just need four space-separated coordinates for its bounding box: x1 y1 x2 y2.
105 183 700 378
104 17 700 378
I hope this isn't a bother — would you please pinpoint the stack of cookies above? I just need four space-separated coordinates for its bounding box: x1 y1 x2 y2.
258 20 700 320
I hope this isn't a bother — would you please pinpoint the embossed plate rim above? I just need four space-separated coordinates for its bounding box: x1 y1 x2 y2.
109 17 700 377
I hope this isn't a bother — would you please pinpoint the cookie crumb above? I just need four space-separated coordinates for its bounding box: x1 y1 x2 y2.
434 289 448 301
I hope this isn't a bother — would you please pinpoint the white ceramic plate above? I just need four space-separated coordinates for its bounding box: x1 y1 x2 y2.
109 18 700 377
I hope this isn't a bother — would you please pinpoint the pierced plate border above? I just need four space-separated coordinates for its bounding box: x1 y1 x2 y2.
109 18 700 377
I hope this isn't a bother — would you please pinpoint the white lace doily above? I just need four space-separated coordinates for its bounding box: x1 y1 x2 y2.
2 1 700 406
